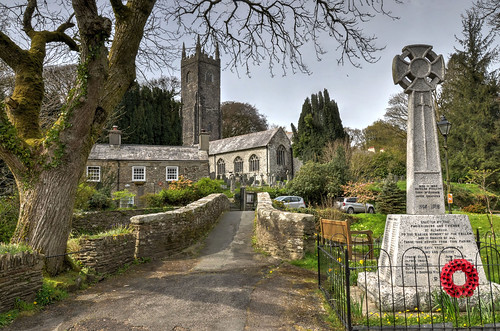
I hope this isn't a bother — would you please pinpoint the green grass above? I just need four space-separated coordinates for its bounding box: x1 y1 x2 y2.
289 252 318 271
350 213 387 238
0 243 33 255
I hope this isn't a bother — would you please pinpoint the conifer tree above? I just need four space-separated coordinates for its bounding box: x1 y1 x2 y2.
438 11 500 182
377 177 406 214
292 89 346 162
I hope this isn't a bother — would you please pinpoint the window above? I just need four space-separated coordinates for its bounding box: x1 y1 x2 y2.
249 154 259 172
217 158 225 175
86 166 101 182
277 145 286 166
186 71 191 83
120 196 134 208
166 166 179 181
132 166 146 181
234 156 243 173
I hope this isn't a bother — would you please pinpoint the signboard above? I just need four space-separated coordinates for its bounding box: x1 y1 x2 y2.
448 193 453 204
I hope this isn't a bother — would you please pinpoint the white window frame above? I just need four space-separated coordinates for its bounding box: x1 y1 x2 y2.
132 166 146 182
166 166 179 181
119 196 135 208
86 166 101 182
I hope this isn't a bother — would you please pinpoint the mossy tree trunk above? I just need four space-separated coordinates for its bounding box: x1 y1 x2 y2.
0 0 155 275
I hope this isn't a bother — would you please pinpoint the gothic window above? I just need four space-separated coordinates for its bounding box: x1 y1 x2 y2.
249 155 259 172
217 158 225 175
205 71 213 83
234 156 243 173
277 145 286 166
186 71 191 83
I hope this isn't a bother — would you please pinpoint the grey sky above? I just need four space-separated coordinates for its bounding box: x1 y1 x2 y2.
219 0 476 131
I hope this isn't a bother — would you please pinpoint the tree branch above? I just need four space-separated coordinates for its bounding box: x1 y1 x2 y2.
22 0 36 38
0 31 28 71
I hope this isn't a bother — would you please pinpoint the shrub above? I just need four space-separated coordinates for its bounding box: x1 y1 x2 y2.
88 191 113 210
194 177 223 197
462 204 487 214
74 182 96 211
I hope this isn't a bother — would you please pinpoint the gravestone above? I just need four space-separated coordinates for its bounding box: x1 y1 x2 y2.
358 45 497 311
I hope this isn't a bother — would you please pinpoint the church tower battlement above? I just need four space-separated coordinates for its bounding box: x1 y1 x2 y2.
181 37 221 146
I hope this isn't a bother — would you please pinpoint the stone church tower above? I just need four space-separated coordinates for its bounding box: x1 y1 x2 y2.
181 38 221 146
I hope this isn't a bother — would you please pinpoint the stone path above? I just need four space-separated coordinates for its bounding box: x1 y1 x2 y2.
5 211 332 330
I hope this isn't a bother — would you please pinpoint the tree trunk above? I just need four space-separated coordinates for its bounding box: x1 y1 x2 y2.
11 160 84 275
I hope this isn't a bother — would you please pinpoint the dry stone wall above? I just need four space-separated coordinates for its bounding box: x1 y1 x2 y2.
131 193 230 258
0 252 44 313
255 192 315 260
73 234 136 275
72 209 158 235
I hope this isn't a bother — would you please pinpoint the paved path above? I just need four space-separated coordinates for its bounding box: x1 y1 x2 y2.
5 211 331 330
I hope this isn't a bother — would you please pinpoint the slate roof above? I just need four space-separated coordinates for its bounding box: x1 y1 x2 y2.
208 128 280 155
88 144 208 161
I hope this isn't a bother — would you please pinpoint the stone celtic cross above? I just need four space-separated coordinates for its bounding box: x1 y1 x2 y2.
393 45 446 215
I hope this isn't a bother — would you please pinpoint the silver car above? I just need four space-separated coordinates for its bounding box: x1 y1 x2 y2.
335 197 375 214
274 196 306 209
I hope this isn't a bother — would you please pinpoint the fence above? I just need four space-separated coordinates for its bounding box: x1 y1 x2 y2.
318 231 500 330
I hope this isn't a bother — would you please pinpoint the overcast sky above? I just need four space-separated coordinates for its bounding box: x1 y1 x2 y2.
218 0 476 131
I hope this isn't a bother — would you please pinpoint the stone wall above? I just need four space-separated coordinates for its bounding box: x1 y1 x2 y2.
0 252 44 313
131 193 230 258
72 209 163 235
73 234 136 275
255 192 315 260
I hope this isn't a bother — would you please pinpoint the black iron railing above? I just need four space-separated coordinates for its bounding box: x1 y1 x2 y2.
318 233 500 330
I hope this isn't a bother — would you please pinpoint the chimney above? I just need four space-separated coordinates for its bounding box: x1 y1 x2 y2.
199 130 209 152
109 125 122 147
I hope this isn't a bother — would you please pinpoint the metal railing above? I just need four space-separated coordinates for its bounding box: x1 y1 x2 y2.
318 233 500 330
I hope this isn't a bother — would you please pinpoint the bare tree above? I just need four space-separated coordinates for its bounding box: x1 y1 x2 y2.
475 0 500 33
384 92 408 132
0 0 396 274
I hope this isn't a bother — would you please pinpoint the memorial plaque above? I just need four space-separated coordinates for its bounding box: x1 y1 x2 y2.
382 214 487 287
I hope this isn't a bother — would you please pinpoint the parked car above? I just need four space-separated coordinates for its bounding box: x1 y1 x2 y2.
335 197 375 214
274 196 306 209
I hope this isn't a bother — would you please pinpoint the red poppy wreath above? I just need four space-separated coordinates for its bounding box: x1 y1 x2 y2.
440 259 479 298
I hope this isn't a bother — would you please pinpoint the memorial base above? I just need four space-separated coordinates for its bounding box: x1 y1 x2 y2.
358 272 500 312
357 214 500 311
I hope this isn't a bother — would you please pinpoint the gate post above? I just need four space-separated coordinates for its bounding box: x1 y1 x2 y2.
240 187 246 211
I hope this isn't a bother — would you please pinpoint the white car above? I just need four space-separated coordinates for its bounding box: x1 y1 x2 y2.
335 197 375 214
274 196 306 209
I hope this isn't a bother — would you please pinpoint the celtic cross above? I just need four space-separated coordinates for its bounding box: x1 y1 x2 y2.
392 45 446 215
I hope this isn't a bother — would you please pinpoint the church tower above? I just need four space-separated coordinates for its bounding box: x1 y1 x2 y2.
181 37 221 146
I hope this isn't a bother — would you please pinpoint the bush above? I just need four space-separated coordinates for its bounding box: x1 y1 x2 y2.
74 183 96 211
75 182 113 211
0 195 19 243
462 204 487 214
88 191 113 210
194 178 223 197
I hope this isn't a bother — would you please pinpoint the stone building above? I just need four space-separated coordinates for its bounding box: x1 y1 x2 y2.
209 127 295 184
181 38 221 145
86 128 209 207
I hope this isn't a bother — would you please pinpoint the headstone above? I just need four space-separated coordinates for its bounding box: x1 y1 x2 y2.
260 174 265 187
358 44 498 311
229 174 235 193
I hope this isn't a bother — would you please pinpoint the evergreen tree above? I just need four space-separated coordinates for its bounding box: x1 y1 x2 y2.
438 11 500 182
113 82 182 145
377 177 406 214
292 89 346 162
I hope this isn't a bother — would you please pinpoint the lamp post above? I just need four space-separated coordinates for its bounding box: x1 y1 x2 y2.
437 115 452 214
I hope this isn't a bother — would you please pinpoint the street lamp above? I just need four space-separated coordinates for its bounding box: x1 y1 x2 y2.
437 115 452 214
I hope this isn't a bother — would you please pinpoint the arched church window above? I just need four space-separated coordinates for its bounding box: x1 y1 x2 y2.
217 158 225 175
277 145 286 166
234 156 243 173
186 71 191 83
205 71 213 83
249 155 259 172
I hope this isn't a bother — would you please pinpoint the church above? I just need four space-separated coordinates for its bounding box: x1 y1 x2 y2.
86 39 297 205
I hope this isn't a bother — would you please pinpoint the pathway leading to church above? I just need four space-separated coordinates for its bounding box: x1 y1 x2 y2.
5 211 331 330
